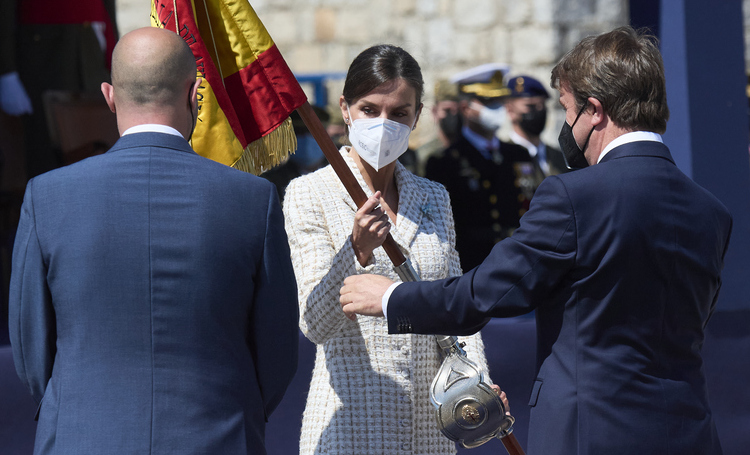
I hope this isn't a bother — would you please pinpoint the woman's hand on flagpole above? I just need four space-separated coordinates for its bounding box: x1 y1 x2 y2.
351 191 391 266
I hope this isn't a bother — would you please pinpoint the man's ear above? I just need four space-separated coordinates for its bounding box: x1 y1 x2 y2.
101 82 116 113
587 97 605 126
190 78 202 110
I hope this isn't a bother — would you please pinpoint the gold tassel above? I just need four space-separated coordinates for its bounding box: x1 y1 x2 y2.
232 116 298 175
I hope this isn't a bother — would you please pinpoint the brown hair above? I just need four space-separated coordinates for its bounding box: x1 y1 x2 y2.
342 44 424 107
551 26 669 134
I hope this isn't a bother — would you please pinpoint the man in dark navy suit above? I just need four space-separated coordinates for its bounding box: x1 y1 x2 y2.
9 27 298 454
341 26 730 455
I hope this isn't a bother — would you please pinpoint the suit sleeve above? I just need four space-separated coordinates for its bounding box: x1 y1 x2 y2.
250 185 299 420
388 175 578 336
9 180 56 405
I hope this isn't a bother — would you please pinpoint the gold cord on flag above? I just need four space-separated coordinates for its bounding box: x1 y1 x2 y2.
233 116 297 174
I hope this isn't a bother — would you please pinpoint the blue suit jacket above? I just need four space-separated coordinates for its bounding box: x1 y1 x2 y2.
388 141 731 455
9 132 299 454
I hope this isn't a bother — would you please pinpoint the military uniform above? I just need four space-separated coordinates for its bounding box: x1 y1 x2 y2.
538 143 568 175
505 74 571 182
509 132 568 177
426 133 535 271
424 64 540 271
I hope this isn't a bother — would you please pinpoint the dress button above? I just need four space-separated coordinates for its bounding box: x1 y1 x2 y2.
490 209 499 219
400 419 409 427
401 442 410 450
489 194 497 204
400 395 410 403
482 180 491 189
401 346 409 355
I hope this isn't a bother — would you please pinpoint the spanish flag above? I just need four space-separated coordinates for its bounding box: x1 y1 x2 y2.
151 0 307 174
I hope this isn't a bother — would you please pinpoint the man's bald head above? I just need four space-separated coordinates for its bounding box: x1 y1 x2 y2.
111 28 197 107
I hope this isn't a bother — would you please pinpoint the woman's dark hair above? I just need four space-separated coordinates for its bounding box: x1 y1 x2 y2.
342 44 424 107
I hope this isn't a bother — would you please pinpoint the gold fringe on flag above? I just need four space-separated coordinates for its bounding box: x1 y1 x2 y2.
232 116 298 175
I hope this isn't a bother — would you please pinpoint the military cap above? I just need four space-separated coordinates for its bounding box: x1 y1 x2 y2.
434 79 459 102
450 63 511 99
506 75 550 99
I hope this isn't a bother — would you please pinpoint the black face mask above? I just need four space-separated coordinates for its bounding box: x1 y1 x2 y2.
558 103 593 170
439 111 462 144
519 106 547 137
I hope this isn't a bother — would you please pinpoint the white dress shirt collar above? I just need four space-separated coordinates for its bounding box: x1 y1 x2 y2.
122 124 185 138
510 130 552 175
597 131 663 163
510 130 537 158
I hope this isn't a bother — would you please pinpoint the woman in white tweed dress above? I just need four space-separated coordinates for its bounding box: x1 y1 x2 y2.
283 45 493 455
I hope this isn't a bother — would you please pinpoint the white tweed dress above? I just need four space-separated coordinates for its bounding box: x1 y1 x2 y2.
283 147 489 455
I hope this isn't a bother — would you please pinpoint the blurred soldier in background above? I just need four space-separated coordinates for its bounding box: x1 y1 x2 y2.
505 75 569 177
425 65 535 271
415 79 462 175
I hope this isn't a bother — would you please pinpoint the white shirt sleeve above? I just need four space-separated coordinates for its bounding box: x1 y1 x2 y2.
381 282 402 320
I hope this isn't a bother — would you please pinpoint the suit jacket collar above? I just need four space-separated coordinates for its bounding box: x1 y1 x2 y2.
107 132 198 156
338 147 427 250
598 140 675 165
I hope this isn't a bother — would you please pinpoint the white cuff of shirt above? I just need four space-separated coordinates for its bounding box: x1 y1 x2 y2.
381 282 402 320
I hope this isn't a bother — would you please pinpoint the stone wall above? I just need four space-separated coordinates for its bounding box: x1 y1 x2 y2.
115 0 628 148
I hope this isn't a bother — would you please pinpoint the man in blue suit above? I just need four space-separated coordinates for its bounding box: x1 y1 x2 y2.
9 27 299 454
341 27 731 455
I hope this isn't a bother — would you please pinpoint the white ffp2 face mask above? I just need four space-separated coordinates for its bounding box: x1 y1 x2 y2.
472 101 506 132
347 108 414 170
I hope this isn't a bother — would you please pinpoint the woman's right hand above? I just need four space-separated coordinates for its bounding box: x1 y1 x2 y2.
351 191 391 266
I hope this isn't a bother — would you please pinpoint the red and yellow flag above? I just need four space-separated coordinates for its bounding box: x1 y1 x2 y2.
151 0 307 174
